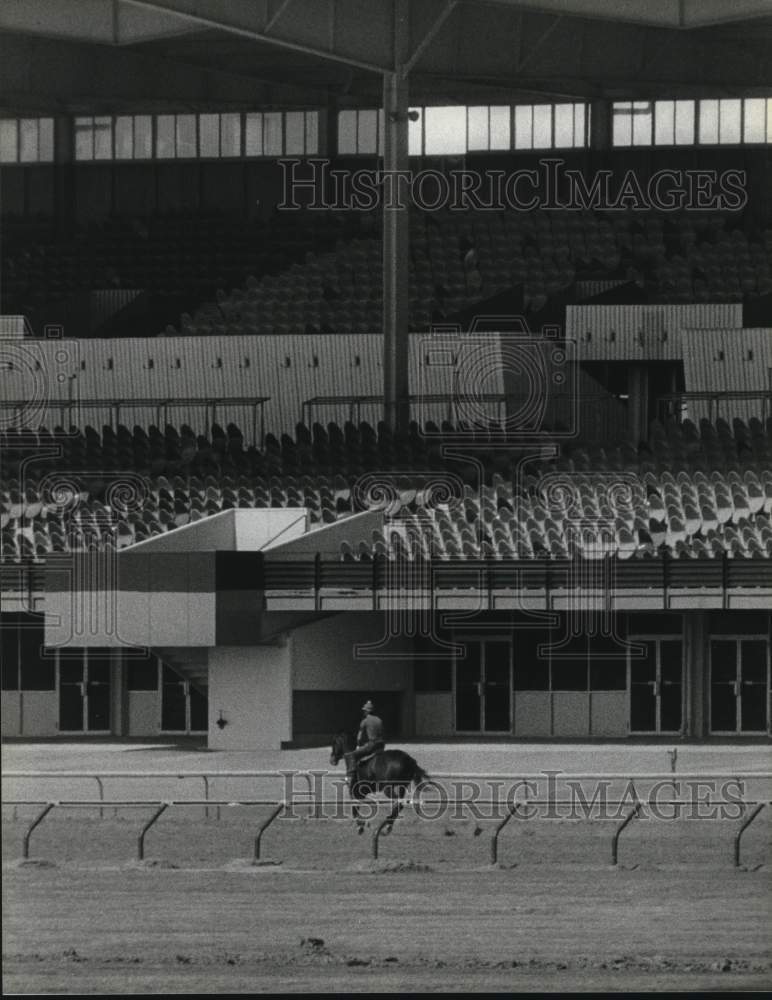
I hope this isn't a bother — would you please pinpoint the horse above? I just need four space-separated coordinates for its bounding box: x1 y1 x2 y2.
329 731 430 834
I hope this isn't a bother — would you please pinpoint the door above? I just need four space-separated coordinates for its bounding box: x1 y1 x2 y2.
711 639 769 733
161 664 208 733
630 638 683 733
455 640 511 733
58 651 112 732
161 665 188 732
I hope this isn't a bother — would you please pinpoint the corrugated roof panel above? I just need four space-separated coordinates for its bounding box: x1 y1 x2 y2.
681 327 772 424
567 303 743 360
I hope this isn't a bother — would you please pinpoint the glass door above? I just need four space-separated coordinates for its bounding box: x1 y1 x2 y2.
59 651 112 732
711 639 769 733
455 640 511 733
161 664 208 733
629 638 683 733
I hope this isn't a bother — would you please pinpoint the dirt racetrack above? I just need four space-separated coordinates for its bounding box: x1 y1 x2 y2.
3 740 771 993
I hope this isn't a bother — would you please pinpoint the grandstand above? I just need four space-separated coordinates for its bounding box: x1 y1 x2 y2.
1 0 771 747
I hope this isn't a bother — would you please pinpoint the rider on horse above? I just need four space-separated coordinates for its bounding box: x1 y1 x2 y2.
345 699 385 785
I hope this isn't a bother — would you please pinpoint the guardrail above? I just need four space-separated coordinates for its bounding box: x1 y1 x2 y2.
5 769 770 812
5 790 770 868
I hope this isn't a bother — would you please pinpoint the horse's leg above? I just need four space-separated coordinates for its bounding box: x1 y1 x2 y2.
383 785 406 834
350 779 367 834
352 800 366 835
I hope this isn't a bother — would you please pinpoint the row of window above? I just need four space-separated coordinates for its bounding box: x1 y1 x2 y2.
338 103 589 155
612 97 772 147
2 97 771 164
73 111 320 161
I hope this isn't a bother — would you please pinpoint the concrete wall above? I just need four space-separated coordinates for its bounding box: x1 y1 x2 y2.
126 692 158 736
291 613 413 693
208 642 292 750
415 692 453 737
20 691 59 736
590 691 627 737
2 692 21 737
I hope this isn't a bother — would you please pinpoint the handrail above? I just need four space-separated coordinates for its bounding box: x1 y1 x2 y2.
8 796 770 866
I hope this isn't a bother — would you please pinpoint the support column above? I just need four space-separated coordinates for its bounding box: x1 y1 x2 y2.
382 0 411 432
53 114 75 239
628 364 650 443
589 98 612 152
685 613 708 739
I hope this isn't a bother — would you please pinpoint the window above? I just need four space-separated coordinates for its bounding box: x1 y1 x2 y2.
338 109 385 155
413 660 453 692
513 629 628 691
612 101 653 147
338 103 587 155
197 112 242 157
0 118 54 162
246 111 319 157
127 653 159 691
1 615 55 690
608 96 772 147
74 116 113 160
467 106 511 151
424 105 467 155
532 105 553 148
653 100 696 145
156 114 175 158
175 114 197 158
1 619 18 690
156 113 197 158
699 98 742 144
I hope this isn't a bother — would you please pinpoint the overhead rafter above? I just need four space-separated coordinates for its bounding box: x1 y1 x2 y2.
120 0 393 73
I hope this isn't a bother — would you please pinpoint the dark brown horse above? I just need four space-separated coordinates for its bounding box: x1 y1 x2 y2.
329 732 430 833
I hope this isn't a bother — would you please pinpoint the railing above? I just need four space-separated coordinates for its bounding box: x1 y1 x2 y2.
5 769 771 866
302 393 509 430
0 396 270 449
658 390 772 424
258 552 772 609
5 794 769 867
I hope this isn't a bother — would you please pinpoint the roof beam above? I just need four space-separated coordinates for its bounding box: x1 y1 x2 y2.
478 0 772 29
120 0 392 73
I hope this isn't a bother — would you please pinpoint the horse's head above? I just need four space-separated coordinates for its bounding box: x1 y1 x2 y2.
329 731 353 766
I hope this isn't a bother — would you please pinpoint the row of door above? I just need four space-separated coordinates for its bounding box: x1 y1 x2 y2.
454 637 770 735
59 658 206 733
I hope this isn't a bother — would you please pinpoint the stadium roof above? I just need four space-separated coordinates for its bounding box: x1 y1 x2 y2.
1 0 771 113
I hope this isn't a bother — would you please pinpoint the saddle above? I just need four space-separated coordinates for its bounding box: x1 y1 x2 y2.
345 743 385 770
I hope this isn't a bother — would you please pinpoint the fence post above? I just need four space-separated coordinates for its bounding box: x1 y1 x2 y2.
137 803 168 861
95 776 104 819
734 802 766 867
254 803 285 861
23 803 56 859
490 803 518 865
611 801 642 866
372 814 394 860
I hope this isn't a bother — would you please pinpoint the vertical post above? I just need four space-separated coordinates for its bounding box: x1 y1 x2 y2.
23 803 56 860
137 803 168 861
382 0 410 433
611 801 641 866
254 803 285 862
734 801 766 867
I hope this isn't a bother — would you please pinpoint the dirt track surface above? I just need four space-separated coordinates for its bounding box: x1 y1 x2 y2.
3 863 772 993
3 740 771 993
